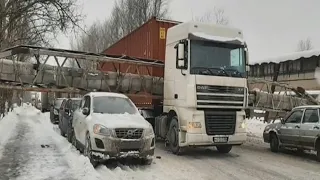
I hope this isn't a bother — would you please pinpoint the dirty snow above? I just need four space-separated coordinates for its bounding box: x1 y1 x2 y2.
2 106 320 180
0 106 21 159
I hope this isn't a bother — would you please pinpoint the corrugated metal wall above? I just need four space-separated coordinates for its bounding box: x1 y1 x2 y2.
100 17 178 77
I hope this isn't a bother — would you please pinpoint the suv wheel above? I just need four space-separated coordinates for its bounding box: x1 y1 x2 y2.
84 133 99 168
67 122 73 143
270 133 280 152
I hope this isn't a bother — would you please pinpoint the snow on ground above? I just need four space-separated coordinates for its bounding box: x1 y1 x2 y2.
0 106 24 159
18 107 101 180
2 106 320 179
246 117 280 138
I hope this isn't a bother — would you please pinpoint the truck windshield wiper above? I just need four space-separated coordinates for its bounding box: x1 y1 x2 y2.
224 68 243 78
209 67 230 77
191 67 215 75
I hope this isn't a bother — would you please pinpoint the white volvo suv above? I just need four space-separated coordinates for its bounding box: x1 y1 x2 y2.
71 92 155 167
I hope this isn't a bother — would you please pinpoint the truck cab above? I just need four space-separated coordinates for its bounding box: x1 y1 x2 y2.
155 21 249 154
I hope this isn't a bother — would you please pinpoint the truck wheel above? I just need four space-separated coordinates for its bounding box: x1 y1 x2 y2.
270 133 280 153
84 133 99 168
216 145 232 153
168 117 181 154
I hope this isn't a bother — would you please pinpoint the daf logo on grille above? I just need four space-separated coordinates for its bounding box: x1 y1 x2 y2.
197 86 208 90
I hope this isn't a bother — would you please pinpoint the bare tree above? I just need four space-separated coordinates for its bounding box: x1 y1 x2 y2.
70 0 170 69
0 0 83 50
297 38 313 51
194 7 229 25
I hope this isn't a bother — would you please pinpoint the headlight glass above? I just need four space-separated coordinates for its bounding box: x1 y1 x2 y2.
93 124 113 136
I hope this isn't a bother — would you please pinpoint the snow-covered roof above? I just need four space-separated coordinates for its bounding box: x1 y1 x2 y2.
190 32 244 44
87 92 128 98
255 49 320 64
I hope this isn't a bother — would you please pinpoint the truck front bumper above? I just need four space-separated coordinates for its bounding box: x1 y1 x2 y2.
90 135 155 161
183 132 247 147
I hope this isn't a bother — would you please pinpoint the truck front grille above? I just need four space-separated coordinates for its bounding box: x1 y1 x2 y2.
196 85 246 108
115 128 144 139
204 111 236 135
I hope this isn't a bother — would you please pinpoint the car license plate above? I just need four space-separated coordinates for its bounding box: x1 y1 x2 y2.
213 137 228 143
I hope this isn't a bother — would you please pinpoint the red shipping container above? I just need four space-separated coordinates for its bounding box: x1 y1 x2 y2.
100 17 180 77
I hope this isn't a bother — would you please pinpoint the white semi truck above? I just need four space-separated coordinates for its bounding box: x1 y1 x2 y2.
151 21 249 154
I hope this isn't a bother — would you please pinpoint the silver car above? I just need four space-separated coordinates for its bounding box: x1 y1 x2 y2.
71 92 155 167
263 105 320 161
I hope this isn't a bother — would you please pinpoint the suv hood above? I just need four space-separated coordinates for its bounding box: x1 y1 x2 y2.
90 113 150 129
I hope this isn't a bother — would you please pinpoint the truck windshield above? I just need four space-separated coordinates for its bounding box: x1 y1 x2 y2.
190 40 246 78
92 96 138 115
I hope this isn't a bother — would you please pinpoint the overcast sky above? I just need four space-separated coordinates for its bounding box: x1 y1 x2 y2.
55 0 320 63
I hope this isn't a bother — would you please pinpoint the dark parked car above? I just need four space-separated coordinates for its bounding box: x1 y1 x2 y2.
263 105 320 161
58 98 81 142
50 98 65 124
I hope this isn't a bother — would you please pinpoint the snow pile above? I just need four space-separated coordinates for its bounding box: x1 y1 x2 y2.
246 118 267 138
0 106 23 158
33 112 102 180
191 32 244 44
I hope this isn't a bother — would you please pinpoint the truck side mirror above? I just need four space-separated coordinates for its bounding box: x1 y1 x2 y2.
175 42 187 70
246 65 250 72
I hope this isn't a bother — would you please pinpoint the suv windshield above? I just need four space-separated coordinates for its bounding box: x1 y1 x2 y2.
54 99 63 108
190 40 246 78
92 96 138 114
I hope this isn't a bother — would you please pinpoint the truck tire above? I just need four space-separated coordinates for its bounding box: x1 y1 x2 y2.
216 145 232 153
168 117 181 154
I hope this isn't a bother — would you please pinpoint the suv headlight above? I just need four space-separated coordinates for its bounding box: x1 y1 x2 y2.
53 109 58 114
144 124 154 136
93 124 113 136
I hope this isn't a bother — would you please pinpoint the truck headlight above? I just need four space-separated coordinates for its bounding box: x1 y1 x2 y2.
239 121 246 129
144 124 154 136
93 124 113 136
188 122 202 129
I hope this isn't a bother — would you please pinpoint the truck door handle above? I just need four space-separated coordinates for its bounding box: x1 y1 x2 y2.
295 125 300 129
314 126 319 130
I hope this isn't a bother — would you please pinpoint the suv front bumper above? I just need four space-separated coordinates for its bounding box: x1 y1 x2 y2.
90 134 155 161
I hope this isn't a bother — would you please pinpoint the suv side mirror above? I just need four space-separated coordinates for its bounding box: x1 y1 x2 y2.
175 41 188 70
82 107 89 116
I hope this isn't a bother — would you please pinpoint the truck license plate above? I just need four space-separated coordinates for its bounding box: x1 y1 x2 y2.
213 137 228 143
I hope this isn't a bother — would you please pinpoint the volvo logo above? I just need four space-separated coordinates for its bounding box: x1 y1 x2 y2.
126 129 136 137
